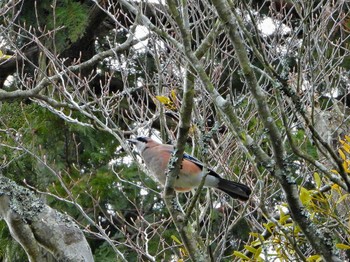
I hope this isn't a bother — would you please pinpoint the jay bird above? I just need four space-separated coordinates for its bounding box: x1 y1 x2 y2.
128 137 251 201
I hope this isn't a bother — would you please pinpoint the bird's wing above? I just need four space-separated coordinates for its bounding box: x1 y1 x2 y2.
183 152 221 178
158 145 203 166
159 146 221 177
183 152 203 168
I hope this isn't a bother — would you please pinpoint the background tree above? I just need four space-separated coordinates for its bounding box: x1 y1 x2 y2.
1 0 350 261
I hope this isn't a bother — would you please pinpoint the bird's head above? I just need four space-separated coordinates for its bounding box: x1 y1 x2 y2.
127 136 155 152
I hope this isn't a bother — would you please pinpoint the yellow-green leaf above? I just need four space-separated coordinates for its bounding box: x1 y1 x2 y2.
244 245 257 254
293 225 301 235
346 160 350 173
263 222 275 234
345 135 350 143
156 95 172 105
171 235 182 245
314 172 321 189
336 243 350 250
339 149 346 161
170 89 177 101
336 194 348 205
300 187 312 206
306 254 322 262
331 183 341 193
343 161 350 173
0 50 12 60
253 247 262 259
279 213 290 225
341 141 350 153
249 232 260 238
278 207 290 225
155 95 176 110
251 239 262 247
233 251 250 260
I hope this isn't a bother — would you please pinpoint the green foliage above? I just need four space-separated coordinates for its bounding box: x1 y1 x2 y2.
18 0 89 51
340 55 350 70
0 102 41 183
93 242 118 262
0 221 27 261
0 101 117 188
56 1 88 42
49 1 89 49
291 129 318 159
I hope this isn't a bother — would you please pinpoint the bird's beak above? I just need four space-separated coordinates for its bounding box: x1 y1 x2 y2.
127 139 138 144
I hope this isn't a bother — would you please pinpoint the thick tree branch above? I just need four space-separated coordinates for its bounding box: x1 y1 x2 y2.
0 35 138 101
163 0 207 260
0 175 93 262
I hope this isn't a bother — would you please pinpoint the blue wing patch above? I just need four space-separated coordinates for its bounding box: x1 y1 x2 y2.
183 152 204 168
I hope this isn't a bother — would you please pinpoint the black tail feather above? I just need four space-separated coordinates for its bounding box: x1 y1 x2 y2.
217 178 251 201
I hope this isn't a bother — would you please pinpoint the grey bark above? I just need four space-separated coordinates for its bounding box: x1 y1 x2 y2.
0 176 93 262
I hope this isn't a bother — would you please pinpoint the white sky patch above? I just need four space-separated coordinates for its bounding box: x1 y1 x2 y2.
132 26 150 50
140 188 149 195
0 36 7 47
258 17 291 36
3 75 14 88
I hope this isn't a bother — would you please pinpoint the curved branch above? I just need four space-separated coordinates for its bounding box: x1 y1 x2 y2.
0 35 138 101
0 175 93 262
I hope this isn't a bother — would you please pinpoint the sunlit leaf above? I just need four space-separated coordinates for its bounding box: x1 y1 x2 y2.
339 149 346 161
279 213 290 225
343 161 350 173
300 187 312 206
233 251 250 260
314 172 321 189
306 254 322 262
156 95 171 105
155 95 176 110
249 232 260 238
244 245 257 254
170 89 177 102
345 135 350 143
263 222 275 234
253 247 262 259
331 184 341 193
0 50 12 60
251 239 262 247
293 225 301 235
345 159 350 173
171 235 182 245
341 140 350 153
278 207 290 225
336 243 350 250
